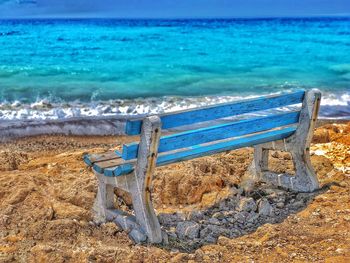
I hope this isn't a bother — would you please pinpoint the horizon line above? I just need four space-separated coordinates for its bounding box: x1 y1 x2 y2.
1 14 350 20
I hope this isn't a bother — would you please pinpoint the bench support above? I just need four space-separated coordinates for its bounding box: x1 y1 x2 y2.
251 89 321 192
130 116 162 243
92 116 162 243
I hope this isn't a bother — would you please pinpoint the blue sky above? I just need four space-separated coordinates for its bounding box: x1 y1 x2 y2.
0 0 349 18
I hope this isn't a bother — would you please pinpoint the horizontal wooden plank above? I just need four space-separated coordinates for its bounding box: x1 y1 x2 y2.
107 126 296 177
125 90 305 135
122 111 300 160
93 158 125 174
156 126 296 166
83 150 122 167
104 163 134 177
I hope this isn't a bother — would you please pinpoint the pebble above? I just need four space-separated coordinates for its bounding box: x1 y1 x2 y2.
129 228 147 243
158 213 185 227
189 211 204 221
208 217 221 225
237 197 257 212
276 202 285 209
176 221 200 239
157 185 316 251
258 199 273 216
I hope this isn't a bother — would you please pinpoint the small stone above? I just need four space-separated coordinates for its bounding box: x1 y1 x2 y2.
189 211 204 221
176 221 200 239
129 229 147 243
276 202 285 209
227 217 236 224
200 225 229 243
212 212 225 220
237 197 257 212
291 201 304 209
234 213 246 224
161 231 169 245
114 215 139 232
258 199 273 216
167 231 178 239
247 212 259 223
229 228 241 238
158 213 185 227
208 218 221 225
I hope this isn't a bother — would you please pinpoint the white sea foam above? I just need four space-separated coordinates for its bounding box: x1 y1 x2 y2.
0 91 349 121
0 91 349 140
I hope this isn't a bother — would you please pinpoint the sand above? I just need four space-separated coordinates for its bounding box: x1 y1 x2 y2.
0 122 349 262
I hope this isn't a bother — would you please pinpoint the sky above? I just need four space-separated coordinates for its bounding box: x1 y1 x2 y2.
0 0 349 19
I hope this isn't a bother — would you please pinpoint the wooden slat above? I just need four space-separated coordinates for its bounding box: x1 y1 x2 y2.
125 90 305 135
93 158 125 174
122 111 300 160
83 150 122 166
156 126 296 166
107 126 296 177
104 163 134 177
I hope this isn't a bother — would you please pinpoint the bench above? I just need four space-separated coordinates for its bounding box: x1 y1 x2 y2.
83 89 321 243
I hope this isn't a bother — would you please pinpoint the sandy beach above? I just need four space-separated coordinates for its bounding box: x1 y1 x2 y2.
0 121 349 262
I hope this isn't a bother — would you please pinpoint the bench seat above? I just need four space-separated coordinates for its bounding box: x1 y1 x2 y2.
85 126 297 177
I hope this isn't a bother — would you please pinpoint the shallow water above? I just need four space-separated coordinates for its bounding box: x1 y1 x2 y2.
0 18 349 121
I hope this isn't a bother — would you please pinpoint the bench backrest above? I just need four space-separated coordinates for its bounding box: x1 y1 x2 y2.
122 90 305 161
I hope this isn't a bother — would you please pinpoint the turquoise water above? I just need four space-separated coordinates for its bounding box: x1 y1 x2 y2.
0 18 349 120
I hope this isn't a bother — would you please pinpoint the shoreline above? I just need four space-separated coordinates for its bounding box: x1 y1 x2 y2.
1 117 349 142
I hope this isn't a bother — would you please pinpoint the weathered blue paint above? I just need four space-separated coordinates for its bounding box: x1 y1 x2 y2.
93 163 104 174
83 154 92 166
104 163 134 177
122 111 300 160
106 126 296 177
125 90 304 135
156 126 296 166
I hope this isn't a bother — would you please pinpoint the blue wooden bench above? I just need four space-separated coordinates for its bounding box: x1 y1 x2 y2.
84 89 321 243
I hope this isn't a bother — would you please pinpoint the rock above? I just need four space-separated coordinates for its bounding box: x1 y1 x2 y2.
176 221 200 239
208 218 221 225
166 230 178 239
189 211 205 222
234 212 246 224
213 212 225 220
200 225 229 243
161 231 169 245
290 200 305 210
114 215 139 232
237 197 257 212
258 199 273 216
158 213 185 227
228 228 241 238
129 228 147 243
247 212 259 223
227 217 236 224
276 202 285 209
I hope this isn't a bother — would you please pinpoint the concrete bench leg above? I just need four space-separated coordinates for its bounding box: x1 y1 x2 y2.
93 173 115 223
129 116 163 243
251 89 321 192
91 116 162 243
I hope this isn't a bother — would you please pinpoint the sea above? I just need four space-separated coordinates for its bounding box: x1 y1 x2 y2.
0 18 349 136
